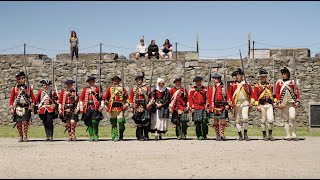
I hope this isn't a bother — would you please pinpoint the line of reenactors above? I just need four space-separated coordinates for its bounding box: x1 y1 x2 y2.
9 66 300 142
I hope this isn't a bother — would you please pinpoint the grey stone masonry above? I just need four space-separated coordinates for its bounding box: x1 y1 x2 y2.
0 48 318 127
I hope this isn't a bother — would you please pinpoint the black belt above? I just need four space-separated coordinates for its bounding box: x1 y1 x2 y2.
65 104 74 108
259 98 273 105
135 99 146 106
88 101 94 105
112 101 123 107
16 103 29 107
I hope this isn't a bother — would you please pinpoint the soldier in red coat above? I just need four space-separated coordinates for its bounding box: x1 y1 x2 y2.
228 68 254 141
169 76 190 140
129 72 152 141
189 76 208 140
206 73 230 141
78 76 103 142
275 67 301 141
35 79 59 142
252 69 277 141
101 75 129 141
58 79 79 141
9 71 36 142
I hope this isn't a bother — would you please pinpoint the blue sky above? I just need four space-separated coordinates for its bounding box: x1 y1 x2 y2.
0 1 320 59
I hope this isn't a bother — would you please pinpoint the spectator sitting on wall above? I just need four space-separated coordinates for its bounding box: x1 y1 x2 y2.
136 39 148 60
160 39 173 60
148 40 160 60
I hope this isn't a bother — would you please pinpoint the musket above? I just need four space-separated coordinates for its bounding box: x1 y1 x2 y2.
222 59 227 93
23 43 33 122
239 49 250 96
206 64 212 109
23 44 31 106
99 43 102 101
75 52 78 101
293 51 297 98
222 59 229 118
121 61 125 117
149 60 154 94
272 57 275 97
183 60 187 100
51 58 59 116
97 43 103 120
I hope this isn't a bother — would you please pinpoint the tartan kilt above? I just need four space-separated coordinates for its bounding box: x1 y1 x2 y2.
132 110 150 124
82 109 102 125
209 109 227 119
158 107 169 118
61 111 79 123
171 111 189 124
13 107 31 122
192 109 207 122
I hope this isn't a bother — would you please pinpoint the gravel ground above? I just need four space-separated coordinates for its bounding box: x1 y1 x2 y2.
0 136 319 179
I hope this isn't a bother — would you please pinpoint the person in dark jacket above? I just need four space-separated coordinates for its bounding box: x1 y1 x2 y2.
147 40 160 60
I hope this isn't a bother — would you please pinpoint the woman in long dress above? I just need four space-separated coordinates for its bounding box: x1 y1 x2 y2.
149 78 170 140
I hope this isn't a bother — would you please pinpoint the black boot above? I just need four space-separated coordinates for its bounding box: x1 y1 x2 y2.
238 131 243 141
44 127 50 142
119 132 124 141
244 130 250 141
262 131 268 141
136 127 144 140
268 130 275 141
143 125 149 140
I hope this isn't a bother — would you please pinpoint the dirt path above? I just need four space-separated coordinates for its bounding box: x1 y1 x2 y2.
0 137 319 179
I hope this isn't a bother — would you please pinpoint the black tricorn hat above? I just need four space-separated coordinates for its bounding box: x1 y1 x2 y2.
15 71 26 78
111 75 122 81
173 76 182 83
232 68 244 76
193 76 203 82
40 79 52 85
65 79 75 84
280 67 290 75
259 69 268 76
86 76 96 82
211 73 222 78
135 72 145 80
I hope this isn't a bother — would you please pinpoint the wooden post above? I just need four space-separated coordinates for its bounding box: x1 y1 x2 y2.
142 35 144 41
175 42 178 60
248 33 251 58
253 40 255 59
196 32 199 54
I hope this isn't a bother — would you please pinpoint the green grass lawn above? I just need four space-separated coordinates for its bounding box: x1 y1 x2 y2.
1 125 320 139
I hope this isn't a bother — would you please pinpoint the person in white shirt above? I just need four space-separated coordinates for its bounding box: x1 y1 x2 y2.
135 39 148 60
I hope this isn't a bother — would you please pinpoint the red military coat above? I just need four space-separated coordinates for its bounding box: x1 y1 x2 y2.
129 84 151 110
253 81 276 106
207 83 228 112
228 80 254 108
78 85 100 113
188 85 207 110
275 79 300 103
9 84 36 107
169 87 188 111
35 89 58 114
103 85 129 112
58 88 77 113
